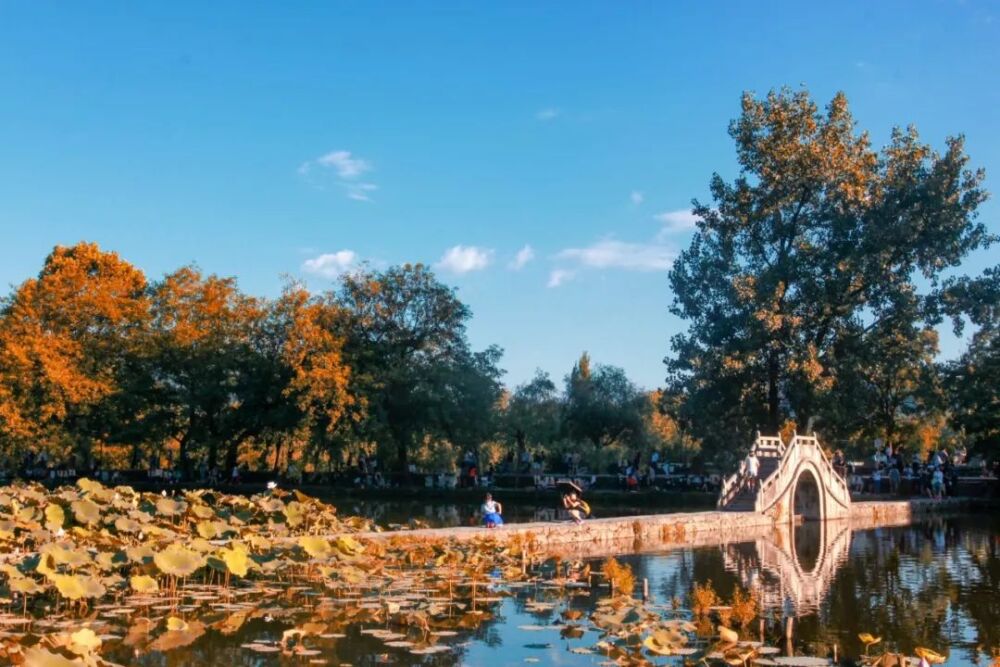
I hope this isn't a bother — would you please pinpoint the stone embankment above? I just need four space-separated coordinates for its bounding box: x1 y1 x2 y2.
356 497 985 558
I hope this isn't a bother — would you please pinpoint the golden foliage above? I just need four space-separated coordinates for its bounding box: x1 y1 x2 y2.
729 587 759 627
601 557 635 598
690 579 721 616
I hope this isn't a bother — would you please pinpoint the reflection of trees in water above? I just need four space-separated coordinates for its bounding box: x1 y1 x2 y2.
802 518 997 660
664 517 998 660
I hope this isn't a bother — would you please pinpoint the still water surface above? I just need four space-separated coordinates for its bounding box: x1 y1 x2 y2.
114 514 999 666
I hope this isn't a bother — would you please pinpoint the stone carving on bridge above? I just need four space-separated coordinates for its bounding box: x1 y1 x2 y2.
718 433 852 521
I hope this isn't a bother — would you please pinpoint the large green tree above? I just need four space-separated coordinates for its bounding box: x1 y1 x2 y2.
943 267 1000 462
336 264 501 472
667 88 991 458
564 352 645 451
504 370 562 457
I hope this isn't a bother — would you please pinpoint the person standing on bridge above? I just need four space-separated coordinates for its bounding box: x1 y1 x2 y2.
744 450 760 492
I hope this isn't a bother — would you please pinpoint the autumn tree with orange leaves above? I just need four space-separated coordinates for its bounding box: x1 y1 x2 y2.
0 243 150 464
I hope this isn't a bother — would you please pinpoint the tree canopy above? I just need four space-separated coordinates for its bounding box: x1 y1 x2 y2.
666 88 994 461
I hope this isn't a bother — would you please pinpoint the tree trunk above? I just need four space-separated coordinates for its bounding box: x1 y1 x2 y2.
767 351 780 433
178 432 190 480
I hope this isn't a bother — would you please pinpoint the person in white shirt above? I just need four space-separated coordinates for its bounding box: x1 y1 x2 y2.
481 493 504 527
745 451 760 492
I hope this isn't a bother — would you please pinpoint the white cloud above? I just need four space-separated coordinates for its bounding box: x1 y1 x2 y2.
299 149 376 202
536 107 561 121
654 208 701 236
508 245 535 270
436 245 494 274
556 239 676 272
630 191 644 206
315 150 371 178
301 250 358 278
547 269 575 288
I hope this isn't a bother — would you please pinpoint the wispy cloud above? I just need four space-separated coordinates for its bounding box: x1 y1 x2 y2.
299 149 378 202
536 107 561 121
547 269 575 288
654 208 701 237
436 245 494 274
556 239 676 272
315 150 370 178
630 191 644 206
508 245 535 271
301 250 358 278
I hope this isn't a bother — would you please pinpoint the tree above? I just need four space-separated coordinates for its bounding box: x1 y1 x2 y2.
667 88 991 459
504 370 562 457
944 267 1000 462
336 264 498 472
144 267 269 475
564 353 645 451
269 285 354 472
0 243 150 464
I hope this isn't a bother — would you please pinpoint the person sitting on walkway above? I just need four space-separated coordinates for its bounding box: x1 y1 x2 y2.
481 493 504 528
562 490 588 525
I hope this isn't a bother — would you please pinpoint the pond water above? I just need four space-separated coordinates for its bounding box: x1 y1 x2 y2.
331 498 661 528
102 514 998 667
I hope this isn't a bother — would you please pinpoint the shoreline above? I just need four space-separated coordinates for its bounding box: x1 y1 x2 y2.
346 496 993 557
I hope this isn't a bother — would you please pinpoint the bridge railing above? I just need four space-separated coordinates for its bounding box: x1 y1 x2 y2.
756 434 802 512
717 432 786 509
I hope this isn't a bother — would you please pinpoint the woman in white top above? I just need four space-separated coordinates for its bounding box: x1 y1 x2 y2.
481 493 504 527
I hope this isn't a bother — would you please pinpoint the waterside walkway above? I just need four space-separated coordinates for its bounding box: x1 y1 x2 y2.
351 497 986 558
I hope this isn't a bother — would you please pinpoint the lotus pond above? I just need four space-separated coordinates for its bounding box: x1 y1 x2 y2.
0 480 996 667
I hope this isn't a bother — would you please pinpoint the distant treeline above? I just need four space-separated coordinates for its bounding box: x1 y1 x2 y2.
0 243 687 476
1 89 998 475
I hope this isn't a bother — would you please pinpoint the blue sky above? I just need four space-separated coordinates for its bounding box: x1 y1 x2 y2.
1 2 998 389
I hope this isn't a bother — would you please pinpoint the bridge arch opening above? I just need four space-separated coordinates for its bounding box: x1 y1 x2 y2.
792 468 823 522
792 521 822 573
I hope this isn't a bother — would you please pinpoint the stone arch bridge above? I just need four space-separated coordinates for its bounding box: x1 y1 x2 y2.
717 433 852 521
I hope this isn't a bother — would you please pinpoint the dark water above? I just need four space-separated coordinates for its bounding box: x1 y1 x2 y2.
112 515 999 666
332 498 658 528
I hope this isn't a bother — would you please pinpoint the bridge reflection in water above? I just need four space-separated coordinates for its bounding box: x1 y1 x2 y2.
722 520 852 616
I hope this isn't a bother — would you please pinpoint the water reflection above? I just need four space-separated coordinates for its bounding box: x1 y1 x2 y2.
722 520 852 615
332 498 654 528
651 515 999 662
115 516 998 666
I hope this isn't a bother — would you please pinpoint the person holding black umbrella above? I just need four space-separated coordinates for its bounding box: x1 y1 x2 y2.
558 479 590 524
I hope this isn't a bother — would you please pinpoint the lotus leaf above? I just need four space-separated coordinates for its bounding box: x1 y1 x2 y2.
70 499 101 525
131 574 160 593
220 543 251 577
335 535 365 556
300 535 333 559
166 616 189 631
22 646 84 667
9 575 44 594
114 516 141 533
284 501 307 527
52 573 106 600
191 505 215 519
196 520 219 539
156 497 186 516
68 627 102 654
154 543 206 577
45 503 66 530
644 635 673 656
127 545 156 563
